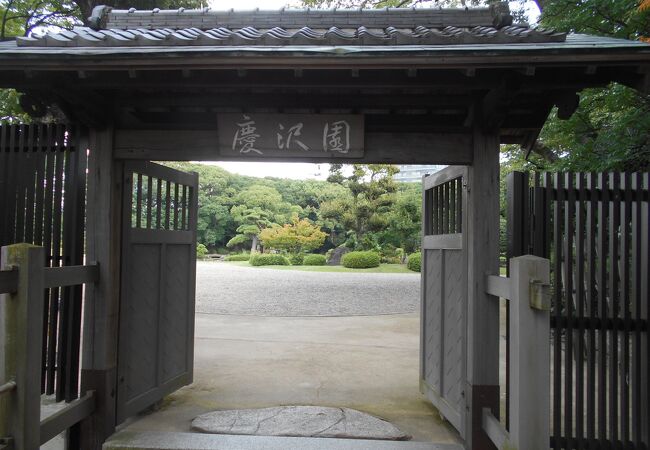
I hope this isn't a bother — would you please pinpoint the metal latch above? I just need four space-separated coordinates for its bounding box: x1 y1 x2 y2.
529 279 551 311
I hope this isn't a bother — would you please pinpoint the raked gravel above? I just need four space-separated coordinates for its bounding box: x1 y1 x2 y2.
195 261 420 317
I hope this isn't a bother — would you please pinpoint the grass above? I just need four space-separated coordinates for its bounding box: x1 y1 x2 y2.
220 260 417 274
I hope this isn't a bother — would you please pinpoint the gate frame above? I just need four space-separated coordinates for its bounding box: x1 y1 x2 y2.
76 123 502 450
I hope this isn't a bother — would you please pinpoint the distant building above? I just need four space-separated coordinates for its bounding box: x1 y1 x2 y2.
394 165 445 183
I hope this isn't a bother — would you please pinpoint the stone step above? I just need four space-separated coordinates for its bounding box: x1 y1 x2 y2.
103 431 465 450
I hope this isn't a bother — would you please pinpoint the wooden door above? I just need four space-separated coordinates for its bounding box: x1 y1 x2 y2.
420 165 468 437
116 161 198 423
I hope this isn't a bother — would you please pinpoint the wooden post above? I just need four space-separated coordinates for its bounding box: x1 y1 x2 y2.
508 255 550 450
465 128 500 450
79 125 122 450
0 244 45 450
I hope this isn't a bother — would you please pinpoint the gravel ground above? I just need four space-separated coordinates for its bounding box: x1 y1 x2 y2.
195 261 420 317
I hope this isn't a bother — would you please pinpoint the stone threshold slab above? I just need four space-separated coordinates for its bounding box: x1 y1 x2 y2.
191 406 410 440
103 431 464 450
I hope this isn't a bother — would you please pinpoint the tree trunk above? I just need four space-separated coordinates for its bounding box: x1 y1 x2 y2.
250 235 258 253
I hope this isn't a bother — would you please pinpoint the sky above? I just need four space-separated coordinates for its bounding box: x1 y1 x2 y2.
204 0 541 179
206 161 331 180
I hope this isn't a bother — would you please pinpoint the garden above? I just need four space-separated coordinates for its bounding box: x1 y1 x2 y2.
188 163 424 272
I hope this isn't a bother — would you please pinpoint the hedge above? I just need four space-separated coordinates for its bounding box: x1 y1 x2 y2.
289 253 304 265
249 253 290 266
196 243 209 259
407 252 421 272
303 254 326 266
225 253 250 261
341 251 380 269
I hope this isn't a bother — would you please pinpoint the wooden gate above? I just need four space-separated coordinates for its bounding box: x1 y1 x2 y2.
116 161 198 423
420 165 468 437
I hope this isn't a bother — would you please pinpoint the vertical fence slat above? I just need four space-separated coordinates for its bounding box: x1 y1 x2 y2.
165 180 171 230
43 133 56 395
136 173 143 229
0 124 9 245
15 128 26 243
564 173 575 448
156 177 162 229
146 175 153 229
6 126 17 243
586 172 597 443
575 173 585 449
553 172 563 449
449 181 453 233
52 149 65 401
173 182 180 230
642 173 649 446
609 172 620 443
621 172 632 445
182 185 187 230
443 181 449 234
597 172 609 443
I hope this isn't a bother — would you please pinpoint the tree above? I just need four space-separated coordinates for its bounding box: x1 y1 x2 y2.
226 206 275 253
259 216 327 254
380 182 422 254
324 164 399 250
532 0 650 172
1 0 78 40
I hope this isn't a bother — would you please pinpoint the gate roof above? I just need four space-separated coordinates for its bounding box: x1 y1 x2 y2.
0 2 649 154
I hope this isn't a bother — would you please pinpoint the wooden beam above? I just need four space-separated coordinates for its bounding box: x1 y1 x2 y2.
43 264 99 289
480 78 521 132
113 128 473 164
485 275 510 300
482 409 509 449
117 92 475 110
555 92 580 120
40 391 96 445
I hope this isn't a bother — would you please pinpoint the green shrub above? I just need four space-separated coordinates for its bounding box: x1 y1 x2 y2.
303 254 326 266
249 253 290 266
341 251 380 269
407 252 421 272
196 243 209 259
225 253 250 262
381 255 402 264
289 253 304 265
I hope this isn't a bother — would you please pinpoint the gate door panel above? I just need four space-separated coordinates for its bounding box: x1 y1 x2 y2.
420 165 468 437
117 161 198 423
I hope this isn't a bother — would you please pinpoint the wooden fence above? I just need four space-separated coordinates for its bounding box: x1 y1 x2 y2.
0 122 88 403
507 171 649 450
0 244 98 450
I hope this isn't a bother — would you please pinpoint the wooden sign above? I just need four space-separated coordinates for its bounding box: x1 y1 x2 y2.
218 113 364 158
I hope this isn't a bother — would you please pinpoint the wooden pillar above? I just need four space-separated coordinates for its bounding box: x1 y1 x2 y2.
79 125 122 450
0 244 44 450
465 128 501 450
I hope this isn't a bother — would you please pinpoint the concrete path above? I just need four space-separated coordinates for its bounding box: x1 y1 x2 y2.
195 261 420 316
119 313 462 444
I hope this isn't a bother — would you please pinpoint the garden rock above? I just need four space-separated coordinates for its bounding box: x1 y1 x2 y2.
327 247 349 266
191 406 410 441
